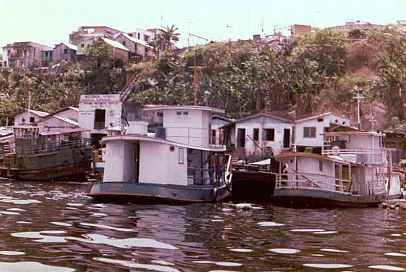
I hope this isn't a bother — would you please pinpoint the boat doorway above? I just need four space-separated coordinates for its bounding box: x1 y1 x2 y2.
133 142 140 183
90 133 107 149
283 129 290 149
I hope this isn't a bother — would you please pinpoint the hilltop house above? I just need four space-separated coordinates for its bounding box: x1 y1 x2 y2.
52 43 77 65
2 42 53 68
114 33 153 63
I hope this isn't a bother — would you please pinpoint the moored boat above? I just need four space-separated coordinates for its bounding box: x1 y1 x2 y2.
89 105 233 203
0 126 92 181
272 129 391 208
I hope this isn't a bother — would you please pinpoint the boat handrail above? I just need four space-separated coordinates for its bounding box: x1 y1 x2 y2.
15 138 91 155
275 172 352 193
323 148 387 155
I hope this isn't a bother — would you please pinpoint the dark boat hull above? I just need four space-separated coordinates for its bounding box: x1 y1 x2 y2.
89 182 231 203
272 188 386 208
232 170 275 201
6 161 91 181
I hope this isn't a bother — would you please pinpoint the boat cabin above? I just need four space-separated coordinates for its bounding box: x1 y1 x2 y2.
102 106 232 187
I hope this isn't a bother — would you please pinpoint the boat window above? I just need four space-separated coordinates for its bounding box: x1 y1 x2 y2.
253 128 259 141
157 112 163 117
264 128 275 141
178 147 184 164
303 127 316 138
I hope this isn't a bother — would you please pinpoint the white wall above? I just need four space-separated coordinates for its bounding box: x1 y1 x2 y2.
235 116 293 156
78 95 122 138
103 141 137 182
38 117 77 128
139 142 187 186
295 114 350 147
163 109 211 147
14 112 45 126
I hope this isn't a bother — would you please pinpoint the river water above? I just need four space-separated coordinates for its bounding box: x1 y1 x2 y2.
0 180 405 271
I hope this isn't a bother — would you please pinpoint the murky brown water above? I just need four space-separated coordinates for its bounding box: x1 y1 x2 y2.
0 180 405 271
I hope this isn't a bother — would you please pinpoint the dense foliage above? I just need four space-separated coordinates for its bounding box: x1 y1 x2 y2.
1 26 406 128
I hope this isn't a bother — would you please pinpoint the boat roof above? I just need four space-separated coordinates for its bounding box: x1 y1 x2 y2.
275 152 355 165
102 134 226 152
236 112 293 123
324 131 383 137
143 105 225 114
295 112 348 123
39 127 86 136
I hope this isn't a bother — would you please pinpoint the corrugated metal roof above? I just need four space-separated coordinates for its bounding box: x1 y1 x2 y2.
102 38 129 51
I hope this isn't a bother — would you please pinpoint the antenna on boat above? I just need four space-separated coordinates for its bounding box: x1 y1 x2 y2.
368 104 377 132
353 86 364 129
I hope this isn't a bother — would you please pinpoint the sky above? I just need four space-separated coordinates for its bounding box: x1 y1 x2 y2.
1 0 406 48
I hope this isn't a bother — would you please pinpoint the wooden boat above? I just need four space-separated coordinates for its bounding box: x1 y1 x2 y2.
89 105 233 203
272 130 391 208
0 126 92 181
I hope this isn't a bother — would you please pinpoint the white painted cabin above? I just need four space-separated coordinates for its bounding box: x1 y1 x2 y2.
14 109 49 126
294 112 350 150
103 105 229 187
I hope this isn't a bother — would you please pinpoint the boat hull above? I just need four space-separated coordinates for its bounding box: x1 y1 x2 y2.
89 182 231 203
272 188 386 208
6 161 91 181
232 170 275 201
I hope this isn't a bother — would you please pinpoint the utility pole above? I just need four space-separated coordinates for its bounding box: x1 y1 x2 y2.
353 86 365 129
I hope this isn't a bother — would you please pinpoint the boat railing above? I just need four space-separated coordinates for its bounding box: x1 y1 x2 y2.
157 127 225 150
366 177 386 195
322 148 387 164
275 172 352 193
187 166 227 186
15 138 91 156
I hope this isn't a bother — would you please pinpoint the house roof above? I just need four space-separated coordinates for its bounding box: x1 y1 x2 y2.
52 106 79 115
212 114 235 123
102 38 129 51
121 33 153 48
64 43 78 51
236 112 294 124
294 112 348 123
23 109 49 118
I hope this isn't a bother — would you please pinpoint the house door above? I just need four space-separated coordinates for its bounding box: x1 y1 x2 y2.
283 129 290 148
237 128 246 148
133 142 140 183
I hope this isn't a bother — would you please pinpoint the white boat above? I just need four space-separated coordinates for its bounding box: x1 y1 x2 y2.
272 129 391 207
89 105 233 203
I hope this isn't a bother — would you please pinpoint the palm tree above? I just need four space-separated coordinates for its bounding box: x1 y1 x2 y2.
155 25 180 57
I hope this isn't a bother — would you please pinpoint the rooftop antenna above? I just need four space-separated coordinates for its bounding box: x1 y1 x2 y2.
353 86 365 129
226 25 232 42
368 104 377 132
261 19 265 37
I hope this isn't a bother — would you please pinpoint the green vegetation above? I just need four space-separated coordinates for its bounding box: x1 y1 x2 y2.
1 26 406 128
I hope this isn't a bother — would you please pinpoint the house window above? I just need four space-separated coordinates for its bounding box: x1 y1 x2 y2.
178 148 184 164
64 48 68 54
29 117 35 123
94 109 106 129
253 128 259 141
303 127 316 138
183 111 189 116
317 118 324 122
264 128 275 141
122 41 126 46
319 160 323 172
137 33 141 39
176 111 182 117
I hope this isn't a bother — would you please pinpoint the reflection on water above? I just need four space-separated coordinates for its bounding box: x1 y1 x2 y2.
0 181 404 271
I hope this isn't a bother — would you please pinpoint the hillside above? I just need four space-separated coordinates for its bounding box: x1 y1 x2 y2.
1 26 406 130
